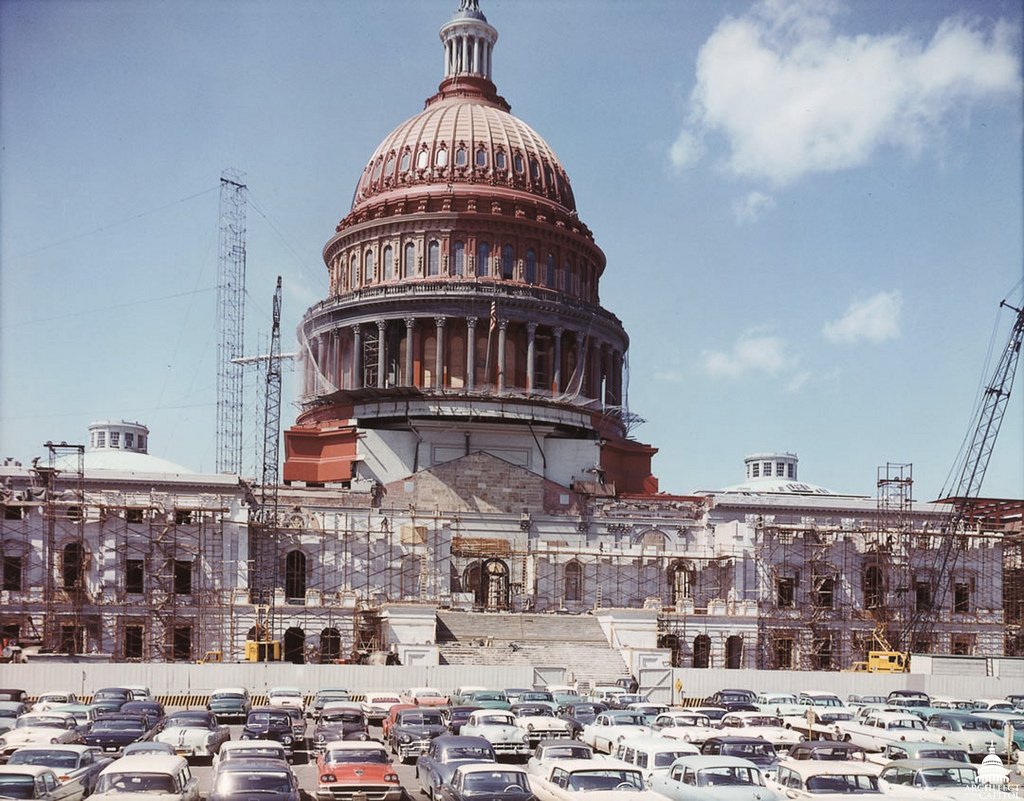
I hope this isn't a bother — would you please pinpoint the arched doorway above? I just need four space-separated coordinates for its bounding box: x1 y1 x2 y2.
693 634 711 668
320 628 341 663
726 635 743 669
283 627 305 664
659 634 681 667
668 560 695 605
62 542 84 589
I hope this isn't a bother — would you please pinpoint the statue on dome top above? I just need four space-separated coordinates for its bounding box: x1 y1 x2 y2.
459 0 480 11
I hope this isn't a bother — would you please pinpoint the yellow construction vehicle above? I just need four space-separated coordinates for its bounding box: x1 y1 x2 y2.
244 639 281 662
849 628 908 673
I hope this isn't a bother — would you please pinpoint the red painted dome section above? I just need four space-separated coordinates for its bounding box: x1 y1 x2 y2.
351 77 577 214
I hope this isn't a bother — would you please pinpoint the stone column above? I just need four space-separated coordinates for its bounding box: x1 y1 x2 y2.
351 324 363 390
553 327 564 394
434 316 446 389
466 317 478 390
526 322 538 392
612 350 623 405
404 317 415 386
497 319 508 393
312 334 323 395
377 319 387 389
602 344 612 406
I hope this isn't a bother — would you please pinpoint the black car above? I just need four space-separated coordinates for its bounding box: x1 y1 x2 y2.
557 702 606 738
81 713 155 755
700 736 778 770
120 701 166 725
243 707 297 754
447 706 482 735
208 757 301 801
91 687 134 715
704 689 758 712
313 704 371 752
787 740 870 761
389 707 447 763
206 689 251 723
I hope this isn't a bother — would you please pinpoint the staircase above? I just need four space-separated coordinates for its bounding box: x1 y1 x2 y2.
436 610 630 687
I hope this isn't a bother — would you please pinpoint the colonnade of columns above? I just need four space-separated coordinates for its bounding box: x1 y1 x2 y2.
303 314 624 406
444 33 493 80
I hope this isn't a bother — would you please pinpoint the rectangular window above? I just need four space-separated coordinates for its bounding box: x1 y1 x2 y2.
175 510 193 525
138 435 145 450
110 431 120 448
787 464 795 479
953 582 970 613
126 559 144 594
125 508 144 523
124 433 134 449
763 461 772 476
96 431 106 448
124 625 144 660
914 580 932 611
812 575 834 608
951 635 974 655
752 464 760 478
2 555 22 591
173 560 192 595
3 505 23 520
776 462 785 476
813 636 833 670
776 576 796 608
171 626 192 661
774 637 794 669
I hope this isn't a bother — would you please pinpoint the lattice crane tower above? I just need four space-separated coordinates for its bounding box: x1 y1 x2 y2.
216 169 247 475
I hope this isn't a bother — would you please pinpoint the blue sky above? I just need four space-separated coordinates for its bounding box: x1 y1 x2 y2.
2 0 1022 501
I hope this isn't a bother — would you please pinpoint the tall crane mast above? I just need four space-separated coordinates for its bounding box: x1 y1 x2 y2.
902 299 1024 649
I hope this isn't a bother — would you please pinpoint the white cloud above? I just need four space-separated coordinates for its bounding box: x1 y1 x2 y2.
701 331 794 378
823 290 902 343
786 369 811 392
672 1 1020 184
732 191 776 223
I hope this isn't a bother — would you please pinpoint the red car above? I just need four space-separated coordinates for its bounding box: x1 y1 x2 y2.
381 704 417 739
315 740 402 801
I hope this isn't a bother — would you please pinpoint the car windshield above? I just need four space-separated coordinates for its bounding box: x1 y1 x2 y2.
271 689 301 697
806 774 880 793
95 772 176 793
446 746 493 761
369 696 400 704
807 697 842 707
522 693 552 701
8 750 78 768
543 746 591 760
16 716 66 728
610 713 646 726
722 743 775 759
478 714 513 725
215 771 292 793
890 719 925 730
399 712 443 726
566 769 644 791
697 767 763 786
326 748 388 764
165 715 209 728
475 693 505 701
917 749 969 762
919 767 979 787
518 707 552 717
0 776 35 799
224 746 284 760
248 712 290 727
323 712 364 724
733 716 782 727
669 715 710 727
462 771 529 796
212 693 244 701
415 690 442 698
92 719 145 732
654 750 699 768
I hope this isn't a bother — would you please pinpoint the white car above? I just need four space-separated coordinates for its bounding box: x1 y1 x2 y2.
511 703 574 745
266 687 305 710
718 712 803 751
789 692 856 727
152 711 229 759
652 711 719 745
32 692 81 712
877 759 1018 801
649 755 782 801
92 754 199 799
7 743 113 796
0 712 82 761
0 764 84 801
530 757 667 801
459 710 531 758
212 738 289 768
527 740 595 779
361 692 403 724
755 692 808 719
770 760 882 799
613 735 700 783
835 710 935 752
581 710 651 754
122 686 154 703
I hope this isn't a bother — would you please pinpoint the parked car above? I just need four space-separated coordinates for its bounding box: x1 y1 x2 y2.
152 710 230 761
924 712 1004 760
970 699 1015 713
401 688 449 708
119 701 165 725
463 691 510 710
649 754 781 801
705 690 757 711
447 706 483 735
0 690 28 705
241 708 297 755
438 763 534 801
308 688 351 719
44 706 95 736
968 711 1024 762
315 740 402 801
121 686 153 704
786 740 872 762
361 692 403 725
91 754 199 799
267 687 305 711
213 738 290 768
0 764 83 800
0 712 83 760
205 688 250 723
792 692 855 726
458 710 530 759
612 735 700 783
835 710 934 752
381 704 418 739
89 689 134 716
388 707 447 763
517 691 558 711
32 693 81 713
122 741 176 757
871 740 971 764
6 744 111 795
556 702 606 739
526 739 595 779
718 711 803 752
700 737 778 773
510 703 573 746
529 758 663 801
887 690 931 708
312 702 370 752
207 756 300 801
652 710 718 745
877 758 1018 800
80 714 156 756
756 693 810 718
415 734 496 799
581 709 651 754
770 760 881 798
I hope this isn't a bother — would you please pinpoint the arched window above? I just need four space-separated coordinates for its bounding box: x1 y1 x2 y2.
477 242 491 277
864 565 884 608
320 628 341 663
349 255 358 289
475 148 487 168
693 634 711 669
452 241 465 276
669 561 695 604
455 147 467 167
383 246 394 280
285 550 306 601
399 151 411 172
524 249 536 284
564 561 582 602
404 242 416 278
726 635 743 669
513 153 524 173
416 149 429 169
435 147 448 167
363 250 374 283
384 153 395 177
562 259 571 291
501 245 515 280
62 542 84 590
545 253 555 287
495 151 506 171
427 240 440 276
